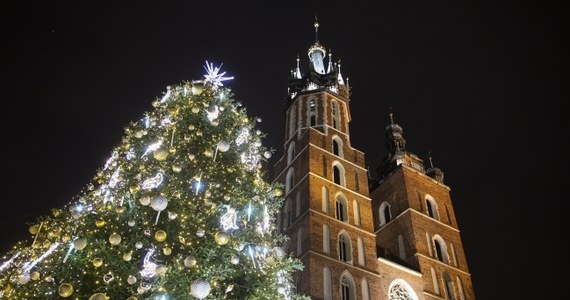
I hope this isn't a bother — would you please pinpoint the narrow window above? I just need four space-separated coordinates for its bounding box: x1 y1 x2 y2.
323 267 332 300
322 186 329 213
361 278 370 300
338 232 352 262
357 237 365 266
340 274 354 300
398 235 406 260
336 195 348 222
287 142 295 164
431 267 440 294
353 200 361 225
309 99 317 126
295 191 301 217
286 168 294 194
323 224 330 253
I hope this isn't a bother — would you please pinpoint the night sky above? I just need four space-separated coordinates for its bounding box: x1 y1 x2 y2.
1 1 566 298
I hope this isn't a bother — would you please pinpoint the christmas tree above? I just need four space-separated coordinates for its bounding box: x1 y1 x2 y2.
0 62 308 300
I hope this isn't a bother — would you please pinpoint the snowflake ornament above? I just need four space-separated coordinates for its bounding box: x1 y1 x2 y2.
203 61 234 89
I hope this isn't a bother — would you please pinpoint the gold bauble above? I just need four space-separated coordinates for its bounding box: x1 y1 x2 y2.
109 233 122 245
89 293 109 300
123 252 132 261
168 107 179 116
31 272 40 281
163 246 172 255
214 231 229 245
156 265 168 276
134 131 144 138
154 149 169 161
95 219 106 228
129 183 140 194
204 149 213 157
154 230 167 242
274 188 283 197
74 237 87 250
58 283 74 297
29 224 39 235
93 258 103 268
115 206 125 214
52 209 62 217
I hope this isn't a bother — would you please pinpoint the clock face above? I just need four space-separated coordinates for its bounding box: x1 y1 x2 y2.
389 283 414 300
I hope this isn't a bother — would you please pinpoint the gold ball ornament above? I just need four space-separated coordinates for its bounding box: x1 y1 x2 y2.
58 283 74 297
74 237 87 250
31 272 40 281
184 256 197 268
29 224 39 235
109 233 122 245
135 130 144 138
273 188 283 197
95 219 106 228
191 84 203 95
89 293 109 300
129 183 140 194
156 265 168 276
154 230 167 242
127 275 137 284
163 246 172 255
172 164 182 173
123 252 132 261
153 149 169 161
115 206 125 214
93 258 103 268
214 231 230 245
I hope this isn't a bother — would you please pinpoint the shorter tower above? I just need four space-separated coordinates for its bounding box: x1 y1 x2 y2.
371 113 476 299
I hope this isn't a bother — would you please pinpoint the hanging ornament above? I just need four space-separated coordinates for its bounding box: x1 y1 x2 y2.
135 242 143 249
196 229 205 237
184 256 197 268
172 164 182 173
154 230 167 242
103 272 114 283
127 275 137 285
123 252 132 261
264 151 272 159
142 173 164 190
139 196 151 206
74 237 87 250
151 195 168 224
95 219 106 228
163 246 172 255
88 293 109 300
220 205 239 232
168 211 178 220
214 231 229 245
93 258 103 268
156 265 168 276
109 233 122 246
31 272 40 281
58 283 74 297
153 149 169 161
18 274 31 285
230 255 239 265
129 183 141 194
128 220 136 227
191 278 211 299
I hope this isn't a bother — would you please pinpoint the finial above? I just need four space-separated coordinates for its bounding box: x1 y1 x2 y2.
389 106 395 125
314 16 319 42
428 151 434 168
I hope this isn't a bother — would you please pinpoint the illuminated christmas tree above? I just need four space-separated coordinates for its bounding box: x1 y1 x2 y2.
0 62 308 300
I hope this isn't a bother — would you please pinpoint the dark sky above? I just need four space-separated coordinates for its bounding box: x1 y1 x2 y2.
1 1 566 298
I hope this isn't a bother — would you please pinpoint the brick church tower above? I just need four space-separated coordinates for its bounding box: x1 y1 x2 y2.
272 21 475 300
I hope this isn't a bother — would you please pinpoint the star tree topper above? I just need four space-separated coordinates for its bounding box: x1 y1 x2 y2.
202 60 234 89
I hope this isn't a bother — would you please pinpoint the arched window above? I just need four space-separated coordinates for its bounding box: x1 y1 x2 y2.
338 231 352 263
457 276 465 300
340 272 355 300
425 195 440 220
379 202 391 226
287 142 295 164
357 237 365 266
388 279 419 300
336 194 348 222
323 224 330 253
433 235 450 264
398 235 406 260
332 101 340 130
322 186 329 213
283 199 292 229
431 267 440 294
288 104 296 138
297 228 303 255
444 272 456 300
332 162 345 186
332 136 343 158
361 278 370 300
286 168 294 194
295 191 301 217
323 267 332 300
309 98 317 127
353 200 361 225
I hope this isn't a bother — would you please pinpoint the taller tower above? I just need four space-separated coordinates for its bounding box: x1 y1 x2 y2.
272 21 475 300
